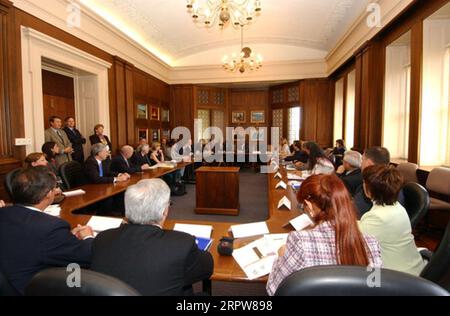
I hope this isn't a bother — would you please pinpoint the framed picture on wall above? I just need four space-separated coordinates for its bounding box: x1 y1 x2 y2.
136 104 148 119
232 111 246 123
150 106 160 121
251 111 265 124
161 108 170 122
151 129 161 142
137 128 148 142
162 129 170 140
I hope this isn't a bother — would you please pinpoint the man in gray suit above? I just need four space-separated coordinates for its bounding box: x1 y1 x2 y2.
44 116 73 166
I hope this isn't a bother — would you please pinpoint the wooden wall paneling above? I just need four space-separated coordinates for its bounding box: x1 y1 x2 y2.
125 63 135 146
170 85 195 137
107 67 118 152
113 58 127 151
301 80 319 142
366 40 383 148
316 80 334 148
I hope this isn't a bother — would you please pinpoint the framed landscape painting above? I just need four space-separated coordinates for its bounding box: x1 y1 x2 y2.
251 111 265 124
136 104 148 119
232 111 246 124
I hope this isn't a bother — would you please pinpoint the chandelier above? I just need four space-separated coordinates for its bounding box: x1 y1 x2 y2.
186 0 262 28
222 26 263 74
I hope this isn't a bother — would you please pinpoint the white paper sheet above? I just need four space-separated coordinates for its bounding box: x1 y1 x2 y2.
289 214 314 231
274 172 282 179
230 222 269 238
275 181 287 190
62 189 86 197
277 196 292 210
87 216 123 233
173 223 213 239
43 205 61 217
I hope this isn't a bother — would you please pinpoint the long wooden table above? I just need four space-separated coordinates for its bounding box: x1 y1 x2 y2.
59 162 303 283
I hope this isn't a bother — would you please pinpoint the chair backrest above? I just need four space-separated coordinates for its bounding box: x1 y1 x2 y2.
397 162 419 183
426 167 450 196
4 168 22 199
401 182 430 229
25 268 141 296
59 161 88 190
421 221 450 291
275 265 449 296
0 269 20 296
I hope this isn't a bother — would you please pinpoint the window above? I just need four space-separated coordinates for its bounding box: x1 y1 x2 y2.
287 106 301 145
333 78 345 142
272 109 283 135
383 32 411 160
197 109 225 142
345 70 356 149
420 4 450 166
197 109 210 141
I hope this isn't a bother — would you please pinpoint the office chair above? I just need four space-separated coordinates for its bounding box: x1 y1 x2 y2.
25 268 141 296
397 162 419 183
425 167 450 228
59 161 88 190
0 269 20 296
401 182 430 229
420 221 450 291
275 265 449 296
4 168 22 199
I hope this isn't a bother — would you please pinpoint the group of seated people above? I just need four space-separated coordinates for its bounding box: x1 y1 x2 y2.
0 137 434 296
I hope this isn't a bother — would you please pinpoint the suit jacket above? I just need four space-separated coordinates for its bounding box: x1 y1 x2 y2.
89 134 112 153
84 156 118 184
110 154 141 174
339 168 363 196
131 152 152 167
284 150 308 163
0 205 92 294
63 127 86 163
44 128 72 166
353 185 373 218
91 224 213 296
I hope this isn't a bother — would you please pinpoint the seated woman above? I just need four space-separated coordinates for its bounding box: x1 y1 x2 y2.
89 124 112 153
295 142 335 175
267 174 382 296
329 139 347 167
150 142 182 190
41 142 61 175
359 165 426 276
279 138 291 159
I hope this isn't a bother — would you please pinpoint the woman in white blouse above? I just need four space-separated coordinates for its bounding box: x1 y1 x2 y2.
280 138 291 158
296 141 335 175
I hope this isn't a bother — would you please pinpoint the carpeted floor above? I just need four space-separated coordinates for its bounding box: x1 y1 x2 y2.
168 169 269 223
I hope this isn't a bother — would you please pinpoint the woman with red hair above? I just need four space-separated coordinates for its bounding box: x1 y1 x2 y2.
267 174 382 296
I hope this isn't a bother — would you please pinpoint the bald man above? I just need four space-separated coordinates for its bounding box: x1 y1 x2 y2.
111 145 150 174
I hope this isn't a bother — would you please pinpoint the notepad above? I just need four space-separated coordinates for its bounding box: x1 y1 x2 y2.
287 214 314 231
62 189 86 197
87 216 123 233
174 223 213 239
195 237 213 251
278 196 292 210
275 181 287 190
230 221 269 239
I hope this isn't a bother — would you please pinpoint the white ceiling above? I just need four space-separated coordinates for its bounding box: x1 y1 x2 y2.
79 0 372 67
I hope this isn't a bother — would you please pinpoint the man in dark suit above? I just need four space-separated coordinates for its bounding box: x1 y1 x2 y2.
91 179 213 296
0 167 94 294
336 150 363 196
84 143 130 184
111 145 150 174
63 116 86 164
353 147 391 217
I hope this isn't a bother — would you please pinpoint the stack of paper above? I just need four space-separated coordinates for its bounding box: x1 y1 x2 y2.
173 223 213 239
230 222 269 238
87 216 123 234
62 189 86 197
232 234 288 280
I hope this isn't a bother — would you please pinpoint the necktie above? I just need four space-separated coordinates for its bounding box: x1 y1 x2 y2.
99 161 104 177
56 130 65 144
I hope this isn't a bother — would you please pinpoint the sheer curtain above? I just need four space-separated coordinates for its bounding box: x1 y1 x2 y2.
420 17 450 166
333 78 344 142
345 70 356 149
383 41 411 159
287 107 301 145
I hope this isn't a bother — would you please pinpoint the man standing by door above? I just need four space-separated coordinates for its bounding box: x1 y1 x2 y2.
44 116 73 166
63 116 86 164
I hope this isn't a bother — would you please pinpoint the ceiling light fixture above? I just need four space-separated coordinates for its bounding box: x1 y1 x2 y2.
186 0 261 28
222 26 263 74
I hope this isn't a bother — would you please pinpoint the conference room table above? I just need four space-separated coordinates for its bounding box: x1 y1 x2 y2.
59 161 304 284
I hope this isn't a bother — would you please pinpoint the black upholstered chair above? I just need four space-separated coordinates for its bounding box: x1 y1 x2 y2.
420 221 450 291
59 161 88 190
0 270 19 296
4 168 22 199
401 182 430 229
275 265 449 296
25 268 141 296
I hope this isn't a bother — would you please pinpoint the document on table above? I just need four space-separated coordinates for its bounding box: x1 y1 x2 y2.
62 189 86 197
230 221 269 238
173 223 213 239
233 235 288 280
287 173 303 180
43 205 61 217
87 216 123 233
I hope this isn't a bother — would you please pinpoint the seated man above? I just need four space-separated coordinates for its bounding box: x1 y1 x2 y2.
111 145 150 174
91 179 213 296
0 167 94 294
84 143 130 184
336 150 363 196
284 141 308 163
